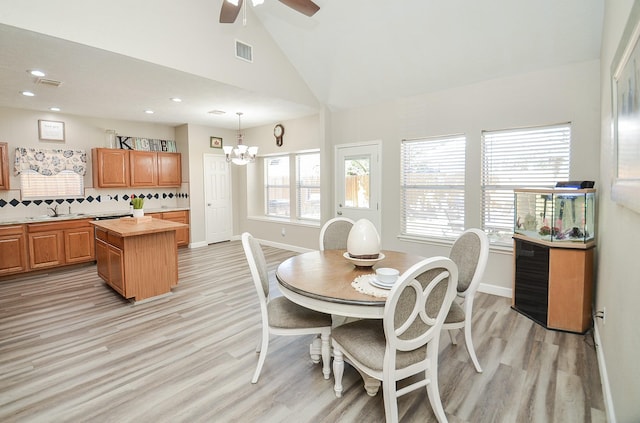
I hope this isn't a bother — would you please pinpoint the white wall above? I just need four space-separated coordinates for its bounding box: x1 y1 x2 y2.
327 59 601 293
597 1 640 421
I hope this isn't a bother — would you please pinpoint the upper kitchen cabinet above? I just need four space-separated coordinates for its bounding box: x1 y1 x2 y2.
92 149 181 188
92 148 129 187
130 151 158 187
157 152 182 186
0 142 10 190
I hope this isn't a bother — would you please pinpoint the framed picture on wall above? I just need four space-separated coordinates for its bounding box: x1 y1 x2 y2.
210 136 223 149
611 0 640 214
38 120 65 141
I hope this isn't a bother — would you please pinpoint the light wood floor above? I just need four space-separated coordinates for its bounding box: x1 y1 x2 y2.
0 241 605 422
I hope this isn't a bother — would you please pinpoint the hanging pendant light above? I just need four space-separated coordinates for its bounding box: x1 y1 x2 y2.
223 112 258 165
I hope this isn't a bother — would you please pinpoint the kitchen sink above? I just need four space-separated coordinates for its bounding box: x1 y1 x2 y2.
26 213 86 221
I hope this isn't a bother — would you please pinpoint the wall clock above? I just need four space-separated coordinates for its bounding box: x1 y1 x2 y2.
274 124 285 147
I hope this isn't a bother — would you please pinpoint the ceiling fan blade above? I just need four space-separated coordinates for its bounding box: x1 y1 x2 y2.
220 0 242 23
278 0 320 17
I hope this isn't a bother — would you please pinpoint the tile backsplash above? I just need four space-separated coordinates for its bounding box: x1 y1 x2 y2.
0 184 189 220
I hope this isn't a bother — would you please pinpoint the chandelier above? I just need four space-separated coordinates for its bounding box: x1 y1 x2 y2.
223 112 258 165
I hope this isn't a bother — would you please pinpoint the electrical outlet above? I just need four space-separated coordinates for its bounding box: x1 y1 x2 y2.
281 228 286 237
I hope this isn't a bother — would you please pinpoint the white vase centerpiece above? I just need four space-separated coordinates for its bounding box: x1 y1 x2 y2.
347 219 381 259
131 196 144 218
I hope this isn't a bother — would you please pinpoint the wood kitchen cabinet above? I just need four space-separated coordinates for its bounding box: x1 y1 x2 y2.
159 211 189 246
92 148 181 188
146 210 189 247
27 219 95 270
130 150 158 186
92 148 129 187
0 225 28 275
157 152 182 186
513 236 594 333
0 142 9 190
92 219 186 301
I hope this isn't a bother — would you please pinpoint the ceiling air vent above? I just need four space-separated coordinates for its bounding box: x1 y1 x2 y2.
235 40 253 63
35 78 63 87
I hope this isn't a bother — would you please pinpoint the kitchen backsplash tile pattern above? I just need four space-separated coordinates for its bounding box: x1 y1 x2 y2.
0 184 189 220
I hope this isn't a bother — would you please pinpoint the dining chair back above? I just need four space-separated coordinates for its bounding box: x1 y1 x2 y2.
443 228 489 373
242 233 333 383
331 256 458 423
319 217 355 251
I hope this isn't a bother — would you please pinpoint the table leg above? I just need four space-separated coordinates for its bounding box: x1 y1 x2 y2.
309 335 321 363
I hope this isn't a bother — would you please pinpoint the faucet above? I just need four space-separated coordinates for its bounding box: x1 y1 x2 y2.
47 204 59 217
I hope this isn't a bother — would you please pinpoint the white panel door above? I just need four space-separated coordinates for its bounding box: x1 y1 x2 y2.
335 141 382 233
204 154 232 244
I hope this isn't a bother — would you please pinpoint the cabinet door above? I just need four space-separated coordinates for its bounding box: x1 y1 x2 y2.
93 149 129 187
28 230 65 269
0 142 9 190
95 238 110 281
157 153 182 186
65 226 95 263
0 226 27 275
130 151 158 187
107 244 125 296
548 248 594 332
513 239 549 326
162 211 189 247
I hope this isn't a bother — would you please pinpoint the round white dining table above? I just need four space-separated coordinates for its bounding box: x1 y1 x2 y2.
275 249 426 319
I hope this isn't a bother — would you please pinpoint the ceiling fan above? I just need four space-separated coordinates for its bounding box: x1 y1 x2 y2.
220 0 320 24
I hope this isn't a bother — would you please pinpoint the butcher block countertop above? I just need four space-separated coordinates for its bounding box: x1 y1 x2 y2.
90 216 188 237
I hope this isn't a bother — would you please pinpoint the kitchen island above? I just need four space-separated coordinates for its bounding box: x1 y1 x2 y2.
91 217 188 302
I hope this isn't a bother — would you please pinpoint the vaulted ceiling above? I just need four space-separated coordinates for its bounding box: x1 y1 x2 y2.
0 0 604 129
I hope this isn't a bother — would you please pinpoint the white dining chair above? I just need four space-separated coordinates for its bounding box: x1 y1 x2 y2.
331 256 458 423
319 217 354 251
442 228 489 373
241 232 333 383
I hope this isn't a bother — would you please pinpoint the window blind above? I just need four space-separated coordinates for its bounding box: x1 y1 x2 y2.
296 152 320 221
481 123 571 243
401 135 466 239
265 156 290 217
20 170 84 199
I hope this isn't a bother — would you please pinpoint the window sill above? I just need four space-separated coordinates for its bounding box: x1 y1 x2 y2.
397 234 513 255
247 215 320 228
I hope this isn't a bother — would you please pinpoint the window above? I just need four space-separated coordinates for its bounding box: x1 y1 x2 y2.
20 170 84 199
265 155 290 217
263 151 321 222
401 135 466 239
481 123 571 244
296 153 320 220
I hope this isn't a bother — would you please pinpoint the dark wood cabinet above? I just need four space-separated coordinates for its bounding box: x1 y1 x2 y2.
513 236 594 333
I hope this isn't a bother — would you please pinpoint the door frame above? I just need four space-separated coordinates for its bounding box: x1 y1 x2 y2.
334 140 382 233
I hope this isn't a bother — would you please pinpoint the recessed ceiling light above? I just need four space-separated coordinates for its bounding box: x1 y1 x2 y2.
28 69 46 77
144 109 154 114
208 110 226 115
49 107 61 112
21 91 35 97
170 97 182 102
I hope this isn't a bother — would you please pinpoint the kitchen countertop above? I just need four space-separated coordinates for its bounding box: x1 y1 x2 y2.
91 217 188 237
0 207 189 226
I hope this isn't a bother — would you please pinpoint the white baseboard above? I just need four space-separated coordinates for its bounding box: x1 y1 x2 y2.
593 323 616 423
478 283 512 298
258 239 313 253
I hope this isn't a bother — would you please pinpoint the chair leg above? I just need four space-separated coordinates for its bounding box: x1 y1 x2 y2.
448 329 458 345
382 380 400 423
464 323 482 373
309 335 322 363
321 331 331 379
425 351 448 423
333 347 344 397
251 326 270 384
